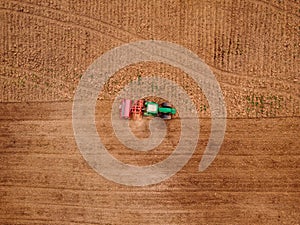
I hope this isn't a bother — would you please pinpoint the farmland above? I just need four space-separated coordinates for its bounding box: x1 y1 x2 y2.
0 0 299 224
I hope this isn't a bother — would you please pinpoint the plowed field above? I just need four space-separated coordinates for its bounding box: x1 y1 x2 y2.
0 0 299 224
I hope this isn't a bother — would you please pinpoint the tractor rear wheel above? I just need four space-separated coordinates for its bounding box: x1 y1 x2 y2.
161 102 172 108
160 114 172 120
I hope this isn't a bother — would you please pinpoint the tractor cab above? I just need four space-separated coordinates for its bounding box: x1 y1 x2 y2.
144 101 159 116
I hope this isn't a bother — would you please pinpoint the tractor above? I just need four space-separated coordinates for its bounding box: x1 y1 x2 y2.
119 99 176 120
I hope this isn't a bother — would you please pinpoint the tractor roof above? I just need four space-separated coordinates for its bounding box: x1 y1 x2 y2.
146 102 158 113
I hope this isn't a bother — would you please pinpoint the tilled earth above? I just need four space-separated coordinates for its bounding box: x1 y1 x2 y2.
0 0 299 224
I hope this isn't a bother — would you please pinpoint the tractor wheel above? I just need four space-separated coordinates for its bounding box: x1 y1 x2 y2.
160 114 172 120
161 102 172 108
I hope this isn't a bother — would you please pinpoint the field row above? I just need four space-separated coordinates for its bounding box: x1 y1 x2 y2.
1 65 299 118
1 0 298 77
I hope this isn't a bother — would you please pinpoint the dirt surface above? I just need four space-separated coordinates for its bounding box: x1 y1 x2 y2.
0 0 299 224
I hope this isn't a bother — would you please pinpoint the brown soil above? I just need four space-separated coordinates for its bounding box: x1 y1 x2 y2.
0 0 299 224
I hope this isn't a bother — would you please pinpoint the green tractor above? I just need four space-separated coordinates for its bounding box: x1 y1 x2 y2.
120 99 176 120
143 101 176 120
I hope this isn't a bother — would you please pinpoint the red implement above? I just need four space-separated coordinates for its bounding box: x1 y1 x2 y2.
130 99 144 120
119 99 132 119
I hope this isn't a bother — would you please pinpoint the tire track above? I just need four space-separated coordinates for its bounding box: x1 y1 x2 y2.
0 66 72 102
0 8 126 44
256 0 300 18
2 0 144 41
2 1 298 90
